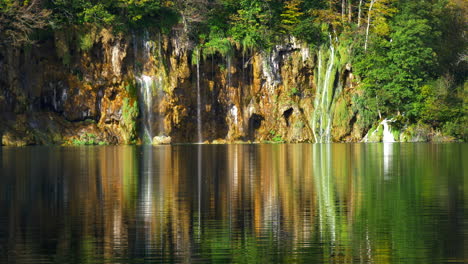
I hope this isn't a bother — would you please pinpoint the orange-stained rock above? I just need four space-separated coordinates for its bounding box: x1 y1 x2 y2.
0 30 363 145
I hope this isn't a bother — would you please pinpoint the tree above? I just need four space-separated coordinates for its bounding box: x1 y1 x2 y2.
228 0 281 51
364 0 396 51
280 0 304 34
355 5 436 118
0 0 51 46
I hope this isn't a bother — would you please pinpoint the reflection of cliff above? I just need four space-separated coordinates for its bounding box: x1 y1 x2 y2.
0 144 465 262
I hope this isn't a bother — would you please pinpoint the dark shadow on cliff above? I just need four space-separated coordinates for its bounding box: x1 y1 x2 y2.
247 114 264 141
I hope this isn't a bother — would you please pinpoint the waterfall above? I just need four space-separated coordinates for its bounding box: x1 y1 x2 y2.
322 44 335 143
143 30 153 60
136 75 154 143
381 119 396 143
230 105 238 126
134 31 168 144
196 56 202 143
312 43 337 143
227 56 232 90
361 118 397 143
227 57 238 138
111 43 121 75
262 48 282 93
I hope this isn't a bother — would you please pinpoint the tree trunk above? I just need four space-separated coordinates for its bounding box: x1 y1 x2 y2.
364 0 376 51
342 0 346 20
357 0 364 27
348 0 353 23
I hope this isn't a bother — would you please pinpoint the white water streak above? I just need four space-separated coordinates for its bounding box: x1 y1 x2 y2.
136 75 154 142
112 44 121 75
381 119 396 143
196 57 202 143
313 43 336 143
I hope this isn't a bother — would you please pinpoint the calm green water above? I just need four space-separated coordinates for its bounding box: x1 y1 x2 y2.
0 143 466 263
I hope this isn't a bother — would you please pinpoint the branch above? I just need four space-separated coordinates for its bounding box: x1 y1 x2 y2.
0 0 51 46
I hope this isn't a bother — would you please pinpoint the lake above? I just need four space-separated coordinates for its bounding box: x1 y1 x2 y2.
0 143 466 263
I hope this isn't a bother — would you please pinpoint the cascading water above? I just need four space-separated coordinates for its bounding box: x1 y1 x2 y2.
111 43 121 75
312 42 337 143
230 105 238 126
381 119 396 143
134 31 168 144
360 118 397 143
196 55 202 143
227 56 232 90
226 56 239 138
382 119 395 179
136 75 154 142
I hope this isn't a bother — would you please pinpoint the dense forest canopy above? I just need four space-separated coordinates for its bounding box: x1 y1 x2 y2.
0 0 466 140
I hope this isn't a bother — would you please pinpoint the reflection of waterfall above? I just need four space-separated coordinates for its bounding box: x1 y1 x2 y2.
141 146 153 219
313 144 336 242
383 143 393 180
196 57 202 143
382 119 395 179
136 146 154 257
312 42 338 143
197 145 202 239
229 145 238 234
136 75 154 143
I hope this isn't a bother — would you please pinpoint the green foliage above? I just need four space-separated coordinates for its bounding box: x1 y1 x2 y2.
228 0 282 52
80 3 115 25
54 31 72 65
269 130 284 143
122 86 139 144
1 0 465 142
201 26 233 58
125 82 138 98
413 78 467 141
292 17 323 45
351 0 466 141
287 87 299 97
280 0 304 34
354 6 438 119
333 97 352 130
78 31 94 51
72 133 101 145
48 0 179 32
191 47 201 65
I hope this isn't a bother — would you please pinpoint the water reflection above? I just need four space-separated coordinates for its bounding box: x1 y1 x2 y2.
0 144 466 263
383 143 394 180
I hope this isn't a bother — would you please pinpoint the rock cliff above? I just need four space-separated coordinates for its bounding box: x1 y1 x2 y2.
0 29 361 145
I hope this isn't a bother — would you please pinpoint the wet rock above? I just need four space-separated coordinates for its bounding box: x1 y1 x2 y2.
152 135 171 145
2 132 34 146
211 139 228 144
0 31 365 145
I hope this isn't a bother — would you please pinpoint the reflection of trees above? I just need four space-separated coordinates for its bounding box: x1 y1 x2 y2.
0 144 465 263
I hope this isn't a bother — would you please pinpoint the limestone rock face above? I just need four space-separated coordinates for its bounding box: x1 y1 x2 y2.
0 30 361 145
152 135 171 145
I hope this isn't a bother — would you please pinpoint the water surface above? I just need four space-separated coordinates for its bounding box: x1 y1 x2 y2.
0 143 466 263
